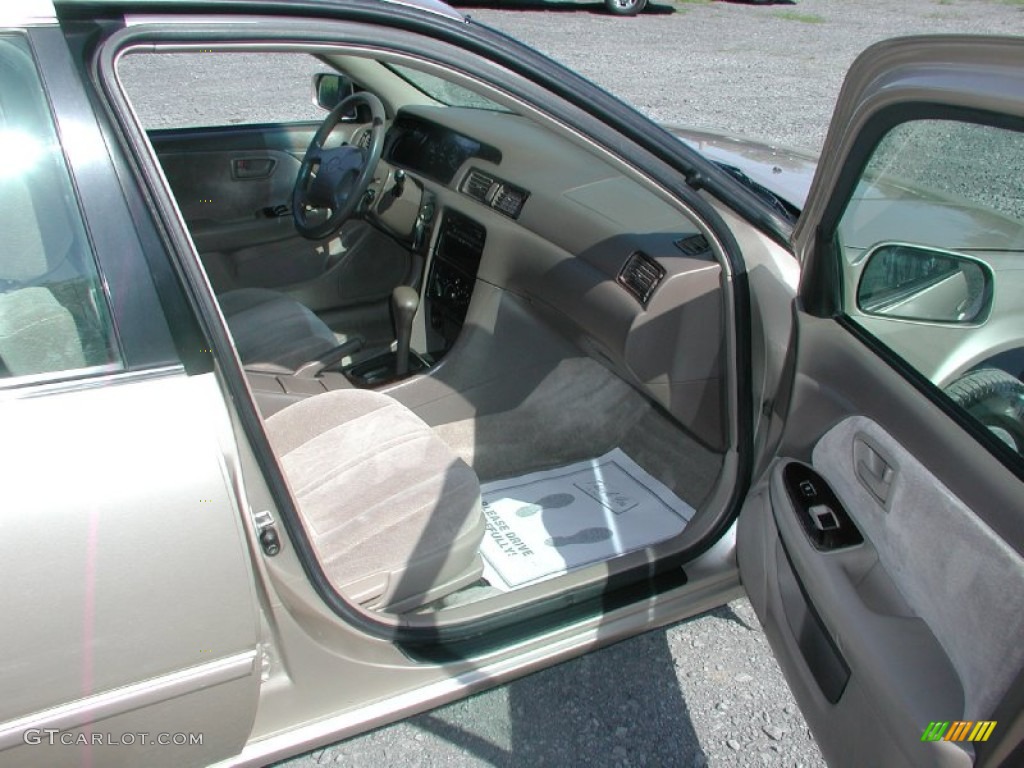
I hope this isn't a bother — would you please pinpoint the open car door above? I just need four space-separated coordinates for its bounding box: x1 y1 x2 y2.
738 37 1024 768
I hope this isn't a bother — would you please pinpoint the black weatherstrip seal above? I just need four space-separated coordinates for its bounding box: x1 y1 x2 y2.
88 3 756 651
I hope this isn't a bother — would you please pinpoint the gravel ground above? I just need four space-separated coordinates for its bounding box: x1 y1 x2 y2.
124 3 1024 766
466 0 1024 152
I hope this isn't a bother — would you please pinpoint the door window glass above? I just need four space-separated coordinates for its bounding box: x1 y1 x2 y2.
0 36 120 381
118 52 329 129
837 119 1024 457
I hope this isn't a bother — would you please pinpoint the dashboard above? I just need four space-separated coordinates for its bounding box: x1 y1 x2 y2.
386 114 500 185
372 105 726 449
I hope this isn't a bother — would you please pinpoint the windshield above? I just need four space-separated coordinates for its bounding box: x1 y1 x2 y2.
386 64 508 111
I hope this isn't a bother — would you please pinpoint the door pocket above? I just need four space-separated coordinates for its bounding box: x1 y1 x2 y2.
775 537 851 703
769 461 966 730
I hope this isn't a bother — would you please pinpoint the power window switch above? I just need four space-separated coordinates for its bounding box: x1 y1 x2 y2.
810 505 840 532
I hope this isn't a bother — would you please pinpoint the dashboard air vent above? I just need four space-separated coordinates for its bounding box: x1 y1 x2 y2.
461 168 529 219
617 251 666 307
493 184 528 219
462 169 495 203
355 128 372 149
674 233 710 256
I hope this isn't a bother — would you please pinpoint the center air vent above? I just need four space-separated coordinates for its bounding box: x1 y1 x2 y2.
493 185 528 218
461 167 529 219
617 251 666 307
462 169 495 202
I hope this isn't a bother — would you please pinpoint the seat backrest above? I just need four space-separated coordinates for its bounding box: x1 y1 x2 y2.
0 174 49 284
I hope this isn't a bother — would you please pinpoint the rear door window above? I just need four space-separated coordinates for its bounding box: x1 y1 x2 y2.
0 35 121 381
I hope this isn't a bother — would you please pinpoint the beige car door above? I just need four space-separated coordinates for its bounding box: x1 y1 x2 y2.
739 37 1024 768
0 21 260 768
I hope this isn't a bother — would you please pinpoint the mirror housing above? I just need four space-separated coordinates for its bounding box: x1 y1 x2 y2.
856 242 994 324
312 73 355 113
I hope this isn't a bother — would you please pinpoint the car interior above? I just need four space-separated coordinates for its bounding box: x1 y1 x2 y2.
117 46 738 620
8 15 1024 767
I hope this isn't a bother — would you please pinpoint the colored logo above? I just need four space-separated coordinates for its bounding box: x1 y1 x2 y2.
921 721 996 743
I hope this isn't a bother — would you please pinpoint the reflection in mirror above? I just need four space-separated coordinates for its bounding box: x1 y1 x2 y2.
312 73 355 113
856 242 993 324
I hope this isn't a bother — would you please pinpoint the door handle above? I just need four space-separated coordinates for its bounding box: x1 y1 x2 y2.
854 436 895 507
231 157 276 180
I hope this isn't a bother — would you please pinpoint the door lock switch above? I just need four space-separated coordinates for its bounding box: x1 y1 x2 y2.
798 479 818 501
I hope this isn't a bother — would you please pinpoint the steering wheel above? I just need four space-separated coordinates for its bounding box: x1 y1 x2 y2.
292 91 386 240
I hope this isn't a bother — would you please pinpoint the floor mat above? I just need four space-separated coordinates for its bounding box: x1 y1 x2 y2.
479 449 695 591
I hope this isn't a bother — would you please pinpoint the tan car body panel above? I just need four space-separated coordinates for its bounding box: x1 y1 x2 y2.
0 371 261 767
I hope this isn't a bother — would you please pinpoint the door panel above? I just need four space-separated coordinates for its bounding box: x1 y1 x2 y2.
740 315 1024 768
811 416 1022 724
742 37 1024 767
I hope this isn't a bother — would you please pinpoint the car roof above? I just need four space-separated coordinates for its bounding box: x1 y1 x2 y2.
51 0 464 22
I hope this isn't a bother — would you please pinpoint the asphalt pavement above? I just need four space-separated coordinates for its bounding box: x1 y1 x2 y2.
126 2 1024 766
281 600 822 768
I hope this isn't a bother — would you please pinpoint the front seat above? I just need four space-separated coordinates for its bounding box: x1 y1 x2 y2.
219 287 361 374
265 388 486 613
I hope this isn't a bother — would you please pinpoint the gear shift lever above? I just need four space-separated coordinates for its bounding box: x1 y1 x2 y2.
392 285 419 377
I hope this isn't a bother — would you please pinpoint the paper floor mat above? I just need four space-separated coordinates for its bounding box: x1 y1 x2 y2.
479 448 695 591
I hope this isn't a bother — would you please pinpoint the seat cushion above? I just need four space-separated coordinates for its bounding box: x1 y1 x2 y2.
265 389 484 612
219 287 348 374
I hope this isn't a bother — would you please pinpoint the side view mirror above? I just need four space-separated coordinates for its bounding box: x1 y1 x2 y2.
856 242 994 324
312 73 356 113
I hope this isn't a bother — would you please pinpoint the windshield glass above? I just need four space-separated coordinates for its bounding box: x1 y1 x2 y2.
387 64 508 111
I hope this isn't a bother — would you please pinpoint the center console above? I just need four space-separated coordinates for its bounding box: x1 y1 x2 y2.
426 209 486 354
247 206 486 413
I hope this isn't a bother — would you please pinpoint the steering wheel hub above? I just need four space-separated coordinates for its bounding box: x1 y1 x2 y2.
292 91 386 240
